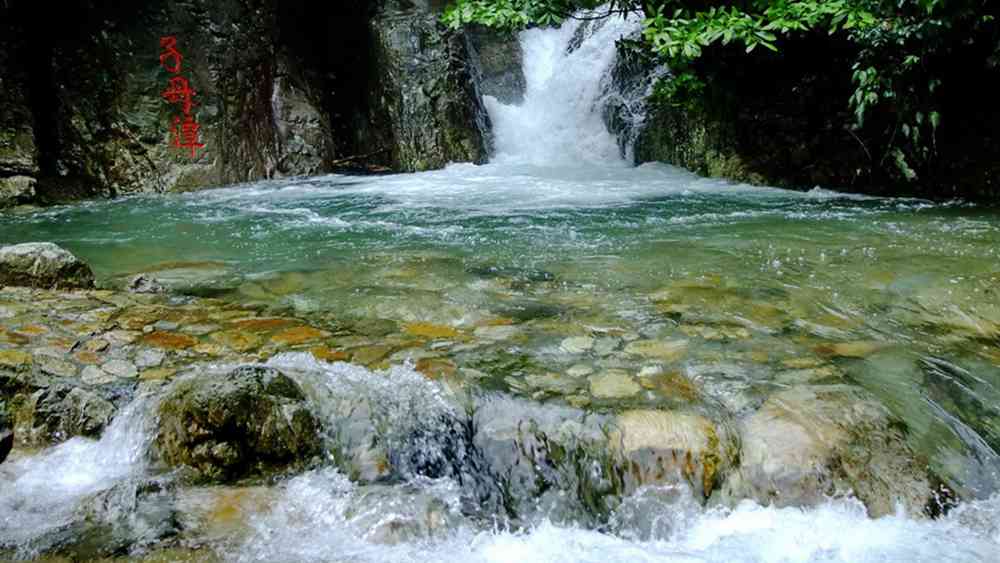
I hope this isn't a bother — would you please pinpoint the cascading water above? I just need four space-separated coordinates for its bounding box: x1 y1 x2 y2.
486 11 651 166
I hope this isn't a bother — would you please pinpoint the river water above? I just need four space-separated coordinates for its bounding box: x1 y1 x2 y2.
2 10 1000 563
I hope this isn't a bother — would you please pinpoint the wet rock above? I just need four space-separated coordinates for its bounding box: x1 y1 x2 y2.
135 349 165 369
38 356 78 378
465 25 526 104
81 365 116 386
125 274 167 294
0 243 95 289
609 410 735 500
721 384 935 517
473 325 520 341
18 385 116 444
102 359 138 379
624 339 688 362
0 402 12 464
0 176 35 209
589 369 641 399
561 336 594 354
0 349 33 371
155 366 322 482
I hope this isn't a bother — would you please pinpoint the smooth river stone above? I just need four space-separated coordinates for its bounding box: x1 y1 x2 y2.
81 365 116 385
624 339 688 361
560 336 594 354
473 325 520 341
136 349 166 368
39 357 78 378
589 370 641 399
102 359 138 379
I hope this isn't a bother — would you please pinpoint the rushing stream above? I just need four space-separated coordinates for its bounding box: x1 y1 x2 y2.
2 9 1000 563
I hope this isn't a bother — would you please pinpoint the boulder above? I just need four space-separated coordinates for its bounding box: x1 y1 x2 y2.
721 384 935 517
16 385 116 445
155 366 322 482
0 243 95 289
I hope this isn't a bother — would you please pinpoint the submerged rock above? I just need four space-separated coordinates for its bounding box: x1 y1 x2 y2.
0 243 95 289
125 274 167 294
155 366 322 482
609 409 737 500
721 384 935 517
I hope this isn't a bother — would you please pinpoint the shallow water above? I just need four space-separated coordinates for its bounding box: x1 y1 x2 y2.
3 8 1000 562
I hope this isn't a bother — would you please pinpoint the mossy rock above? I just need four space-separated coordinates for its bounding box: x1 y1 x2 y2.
155 366 321 482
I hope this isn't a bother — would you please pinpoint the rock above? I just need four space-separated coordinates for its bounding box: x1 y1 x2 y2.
18 385 116 444
566 364 594 378
81 365 116 386
270 326 328 346
609 409 736 499
155 366 322 482
560 336 594 354
135 349 165 369
589 370 641 399
0 402 12 464
0 243 95 289
403 322 460 339
125 274 167 294
39 356 78 378
0 175 35 208
0 349 33 371
814 340 889 359
721 384 934 517
624 339 688 362
141 331 197 350
102 359 138 379
365 1 490 172
473 325 520 341
465 25 526 104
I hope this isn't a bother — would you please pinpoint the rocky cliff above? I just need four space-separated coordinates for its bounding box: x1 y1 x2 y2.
0 0 491 208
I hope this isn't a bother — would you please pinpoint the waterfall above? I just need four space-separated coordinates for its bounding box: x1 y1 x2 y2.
484 10 655 167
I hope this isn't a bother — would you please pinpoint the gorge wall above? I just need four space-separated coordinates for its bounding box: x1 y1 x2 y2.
0 0 492 208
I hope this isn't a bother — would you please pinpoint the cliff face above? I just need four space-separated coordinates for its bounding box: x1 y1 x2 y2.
630 35 1000 200
0 0 491 208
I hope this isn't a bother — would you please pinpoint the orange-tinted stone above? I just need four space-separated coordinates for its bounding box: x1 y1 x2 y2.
210 330 261 352
74 351 101 364
310 346 349 362
231 318 297 332
271 326 327 346
403 322 460 339
415 358 457 380
142 331 197 350
15 325 48 336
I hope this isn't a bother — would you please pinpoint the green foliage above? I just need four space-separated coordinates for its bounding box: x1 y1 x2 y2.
444 0 999 184
650 70 705 110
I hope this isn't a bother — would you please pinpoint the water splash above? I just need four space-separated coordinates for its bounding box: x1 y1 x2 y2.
486 11 645 166
0 394 159 557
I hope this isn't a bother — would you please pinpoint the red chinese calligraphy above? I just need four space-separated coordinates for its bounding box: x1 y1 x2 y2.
161 76 196 115
159 36 183 74
171 115 206 158
160 37 206 159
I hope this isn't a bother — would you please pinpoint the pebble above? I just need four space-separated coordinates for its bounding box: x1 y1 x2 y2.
566 364 594 378
136 349 166 368
81 365 116 385
560 336 594 354
102 359 138 379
